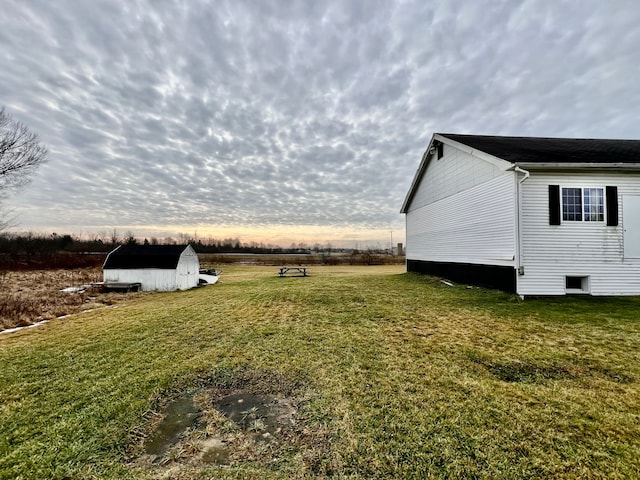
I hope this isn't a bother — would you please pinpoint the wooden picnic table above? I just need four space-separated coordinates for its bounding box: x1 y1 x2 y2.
278 266 309 277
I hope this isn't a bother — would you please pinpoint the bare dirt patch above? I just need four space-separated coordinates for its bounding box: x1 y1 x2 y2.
130 369 332 477
0 268 147 330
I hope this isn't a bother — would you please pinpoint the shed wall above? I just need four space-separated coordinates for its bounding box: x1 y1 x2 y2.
104 269 179 292
517 171 640 296
176 246 200 290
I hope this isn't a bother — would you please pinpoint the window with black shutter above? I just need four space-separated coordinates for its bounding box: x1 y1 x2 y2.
549 184 617 224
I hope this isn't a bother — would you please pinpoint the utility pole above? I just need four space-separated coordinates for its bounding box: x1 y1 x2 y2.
390 230 393 255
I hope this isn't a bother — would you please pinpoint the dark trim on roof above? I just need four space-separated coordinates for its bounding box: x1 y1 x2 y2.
439 134 640 165
400 135 438 214
103 244 194 269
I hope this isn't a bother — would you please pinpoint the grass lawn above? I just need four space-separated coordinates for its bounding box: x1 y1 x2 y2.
1 265 639 479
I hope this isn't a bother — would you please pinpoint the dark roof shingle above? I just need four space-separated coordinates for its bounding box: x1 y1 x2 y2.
440 133 640 164
103 244 191 269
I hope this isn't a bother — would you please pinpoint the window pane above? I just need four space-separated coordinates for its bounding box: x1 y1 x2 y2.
562 188 582 221
584 188 604 221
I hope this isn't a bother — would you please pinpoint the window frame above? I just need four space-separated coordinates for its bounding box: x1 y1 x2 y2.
561 186 605 223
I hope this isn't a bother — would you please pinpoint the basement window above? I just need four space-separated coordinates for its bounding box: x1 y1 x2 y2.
565 275 589 293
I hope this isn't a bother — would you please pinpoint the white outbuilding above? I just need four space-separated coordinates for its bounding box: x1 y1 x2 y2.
103 244 200 291
401 133 640 297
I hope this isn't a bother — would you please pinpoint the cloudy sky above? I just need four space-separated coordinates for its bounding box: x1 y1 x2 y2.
1 0 639 247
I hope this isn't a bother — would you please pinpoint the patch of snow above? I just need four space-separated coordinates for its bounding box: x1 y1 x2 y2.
1 319 49 335
1 305 120 336
60 284 93 293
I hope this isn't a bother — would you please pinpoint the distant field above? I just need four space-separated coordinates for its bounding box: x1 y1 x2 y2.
0 253 403 331
1 265 639 479
198 252 405 266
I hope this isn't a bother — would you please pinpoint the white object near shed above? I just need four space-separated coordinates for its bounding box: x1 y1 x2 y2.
401 133 640 297
103 244 200 291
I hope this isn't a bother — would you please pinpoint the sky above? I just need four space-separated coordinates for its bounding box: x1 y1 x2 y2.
1 0 640 248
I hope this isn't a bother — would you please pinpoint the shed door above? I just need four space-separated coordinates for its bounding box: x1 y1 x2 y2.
623 196 640 258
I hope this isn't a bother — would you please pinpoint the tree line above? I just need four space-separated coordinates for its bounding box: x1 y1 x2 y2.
0 231 326 270
0 229 400 270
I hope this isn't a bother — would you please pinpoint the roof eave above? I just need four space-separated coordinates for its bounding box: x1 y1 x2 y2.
436 134 513 170
400 135 437 213
515 162 640 170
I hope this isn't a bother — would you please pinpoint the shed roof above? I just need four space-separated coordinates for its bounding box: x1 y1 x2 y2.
103 244 192 269
439 134 640 165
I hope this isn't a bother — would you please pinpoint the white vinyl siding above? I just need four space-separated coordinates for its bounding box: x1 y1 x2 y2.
104 269 180 291
517 172 640 296
407 144 506 211
406 173 517 266
178 247 200 290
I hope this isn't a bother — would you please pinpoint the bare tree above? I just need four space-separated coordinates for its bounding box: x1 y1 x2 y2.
109 228 121 245
0 107 48 192
124 230 137 245
0 107 47 232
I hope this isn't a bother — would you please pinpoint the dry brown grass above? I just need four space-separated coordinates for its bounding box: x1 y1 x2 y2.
0 268 147 330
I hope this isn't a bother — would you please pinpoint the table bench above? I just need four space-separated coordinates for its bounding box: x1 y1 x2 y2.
278 267 309 277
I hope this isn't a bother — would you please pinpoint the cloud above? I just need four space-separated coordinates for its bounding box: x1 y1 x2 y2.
1 0 639 245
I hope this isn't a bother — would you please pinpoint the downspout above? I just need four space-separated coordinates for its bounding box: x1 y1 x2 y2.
513 166 530 297
515 166 530 184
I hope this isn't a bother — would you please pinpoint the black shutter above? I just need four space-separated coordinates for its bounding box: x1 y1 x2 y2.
437 143 444 159
606 186 618 226
549 185 561 225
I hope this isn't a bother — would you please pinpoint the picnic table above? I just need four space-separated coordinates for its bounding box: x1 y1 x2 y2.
278 266 309 277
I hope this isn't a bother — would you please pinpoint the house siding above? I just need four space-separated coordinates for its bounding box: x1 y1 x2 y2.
517 171 640 296
407 171 517 267
408 144 505 210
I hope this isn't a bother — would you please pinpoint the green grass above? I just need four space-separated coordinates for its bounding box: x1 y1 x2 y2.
1 265 639 479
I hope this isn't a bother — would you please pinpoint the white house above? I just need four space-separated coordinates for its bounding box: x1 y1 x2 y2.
103 244 200 291
400 133 640 297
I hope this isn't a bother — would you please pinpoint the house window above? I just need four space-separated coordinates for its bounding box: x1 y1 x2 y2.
550 185 617 226
583 188 604 221
562 188 582 221
562 187 604 222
